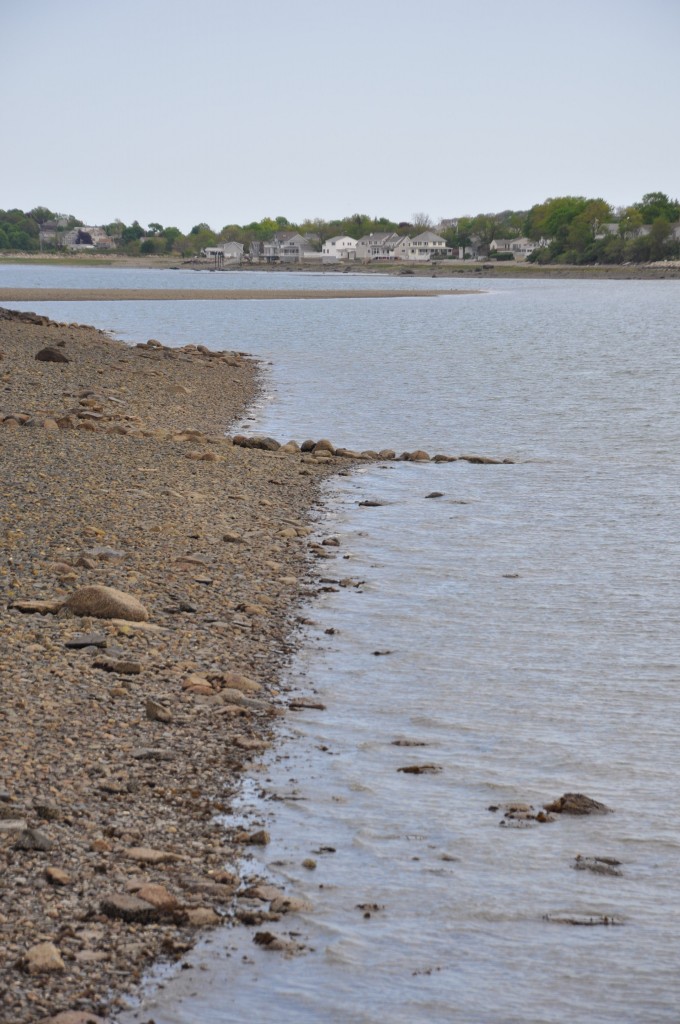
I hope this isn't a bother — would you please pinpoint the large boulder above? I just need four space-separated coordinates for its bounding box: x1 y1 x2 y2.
35 347 70 363
62 585 149 622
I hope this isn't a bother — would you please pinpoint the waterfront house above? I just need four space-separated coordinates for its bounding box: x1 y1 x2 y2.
355 232 407 261
263 232 317 262
321 235 358 261
403 231 449 261
489 236 544 259
202 240 245 261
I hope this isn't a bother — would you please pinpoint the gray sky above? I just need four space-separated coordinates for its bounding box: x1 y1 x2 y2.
2 0 679 231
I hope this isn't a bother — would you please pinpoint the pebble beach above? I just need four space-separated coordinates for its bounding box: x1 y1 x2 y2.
0 307 338 1023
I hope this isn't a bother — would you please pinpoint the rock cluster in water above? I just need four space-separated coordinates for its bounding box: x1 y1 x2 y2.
231 433 514 465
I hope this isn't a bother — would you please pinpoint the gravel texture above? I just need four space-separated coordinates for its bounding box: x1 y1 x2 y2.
0 307 338 1023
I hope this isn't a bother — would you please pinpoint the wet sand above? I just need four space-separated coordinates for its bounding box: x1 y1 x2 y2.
0 288 476 302
0 307 339 1022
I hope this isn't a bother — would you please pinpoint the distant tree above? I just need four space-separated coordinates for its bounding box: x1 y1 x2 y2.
618 207 643 239
147 222 163 236
140 238 157 254
647 217 672 260
469 213 497 247
104 219 126 238
121 220 145 244
634 191 680 224
29 206 55 226
524 196 591 240
275 216 290 227
411 212 433 231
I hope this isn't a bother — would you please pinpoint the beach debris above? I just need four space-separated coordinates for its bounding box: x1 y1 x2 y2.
289 698 326 710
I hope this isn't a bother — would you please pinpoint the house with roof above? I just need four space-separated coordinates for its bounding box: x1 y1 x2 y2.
402 231 450 261
203 241 245 261
321 235 358 261
355 232 407 261
263 232 317 262
489 237 544 259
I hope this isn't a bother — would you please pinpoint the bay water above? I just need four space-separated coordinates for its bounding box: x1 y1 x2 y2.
4 269 680 1022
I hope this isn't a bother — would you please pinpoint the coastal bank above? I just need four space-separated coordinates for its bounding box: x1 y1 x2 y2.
0 307 341 1023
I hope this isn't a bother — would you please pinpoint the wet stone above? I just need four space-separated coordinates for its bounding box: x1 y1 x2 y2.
544 792 611 815
100 893 161 924
573 855 623 877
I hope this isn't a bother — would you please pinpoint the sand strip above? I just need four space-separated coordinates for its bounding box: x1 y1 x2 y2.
0 287 477 302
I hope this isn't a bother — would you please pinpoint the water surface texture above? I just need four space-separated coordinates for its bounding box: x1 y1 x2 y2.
4 270 679 1022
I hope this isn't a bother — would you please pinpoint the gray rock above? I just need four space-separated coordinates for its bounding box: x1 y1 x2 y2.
14 828 53 851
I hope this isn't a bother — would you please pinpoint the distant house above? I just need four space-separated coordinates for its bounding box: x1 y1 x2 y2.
202 241 244 261
402 231 449 261
321 236 358 261
355 232 407 261
489 237 544 259
263 232 317 262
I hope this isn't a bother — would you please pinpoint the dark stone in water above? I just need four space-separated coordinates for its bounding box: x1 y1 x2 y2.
397 764 442 775
544 913 624 926
573 855 623 877
544 793 611 815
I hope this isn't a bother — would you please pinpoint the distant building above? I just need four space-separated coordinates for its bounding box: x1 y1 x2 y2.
263 232 317 262
403 231 449 261
355 232 406 261
489 237 545 259
202 241 245 261
321 236 358 261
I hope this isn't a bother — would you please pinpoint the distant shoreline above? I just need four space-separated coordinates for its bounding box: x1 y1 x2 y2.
1 253 679 280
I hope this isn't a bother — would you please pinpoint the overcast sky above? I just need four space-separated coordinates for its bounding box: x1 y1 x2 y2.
2 0 679 232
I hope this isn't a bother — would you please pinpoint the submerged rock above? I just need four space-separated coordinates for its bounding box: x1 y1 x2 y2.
544 793 611 815
573 855 623 876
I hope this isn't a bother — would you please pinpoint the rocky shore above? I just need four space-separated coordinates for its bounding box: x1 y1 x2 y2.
0 307 340 1023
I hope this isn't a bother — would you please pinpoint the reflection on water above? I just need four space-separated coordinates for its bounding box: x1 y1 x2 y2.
4 270 680 1022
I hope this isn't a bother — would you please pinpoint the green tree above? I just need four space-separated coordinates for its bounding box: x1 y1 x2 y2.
634 192 680 224
121 220 145 244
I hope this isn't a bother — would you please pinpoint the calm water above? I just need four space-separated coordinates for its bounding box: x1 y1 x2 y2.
4 269 680 1022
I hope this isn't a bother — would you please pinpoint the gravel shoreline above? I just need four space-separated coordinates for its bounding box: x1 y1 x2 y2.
0 308 339 1023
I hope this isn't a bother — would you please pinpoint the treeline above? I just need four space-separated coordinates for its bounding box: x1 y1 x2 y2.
1 192 679 264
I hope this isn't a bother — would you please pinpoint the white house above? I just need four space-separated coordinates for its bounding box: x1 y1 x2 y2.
203 241 245 261
321 235 357 261
489 237 544 259
402 231 449 261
